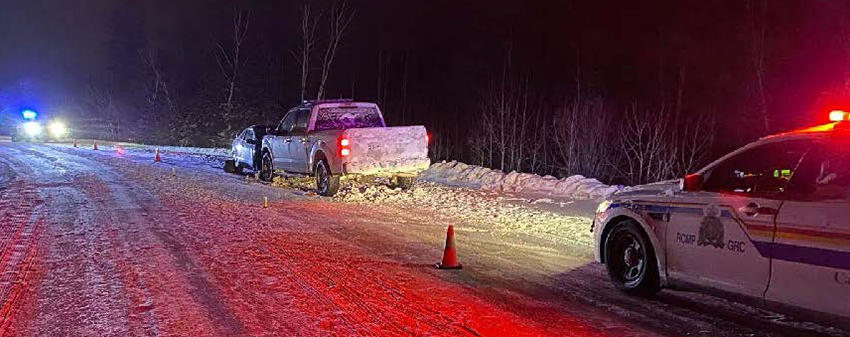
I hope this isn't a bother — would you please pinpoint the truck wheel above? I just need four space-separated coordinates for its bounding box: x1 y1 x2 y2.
315 159 340 197
604 219 661 296
259 151 274 182
224 159 238 173
395 176 415 190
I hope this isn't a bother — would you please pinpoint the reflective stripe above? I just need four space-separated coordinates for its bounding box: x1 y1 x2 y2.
611 202 850 270
752 241 850 270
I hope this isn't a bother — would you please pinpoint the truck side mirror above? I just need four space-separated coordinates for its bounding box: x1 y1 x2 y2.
682 174 703 192
245 139 257 145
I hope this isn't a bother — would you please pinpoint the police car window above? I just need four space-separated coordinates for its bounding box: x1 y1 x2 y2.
702 140 812 194
245 129 255 140
785 141 850 199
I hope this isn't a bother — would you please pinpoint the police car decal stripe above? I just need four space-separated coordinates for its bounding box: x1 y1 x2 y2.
612 202 850 269
751 241 850 270
774 226 850 241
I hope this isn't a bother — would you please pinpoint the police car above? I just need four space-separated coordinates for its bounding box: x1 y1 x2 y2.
593 110 850 319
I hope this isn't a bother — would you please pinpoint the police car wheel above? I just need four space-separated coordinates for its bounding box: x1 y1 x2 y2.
604 220 660 295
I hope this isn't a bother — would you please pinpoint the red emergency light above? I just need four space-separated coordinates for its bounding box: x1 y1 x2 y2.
829 110 849 122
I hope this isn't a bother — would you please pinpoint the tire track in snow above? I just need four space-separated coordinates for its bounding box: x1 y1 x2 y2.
0 201 42 337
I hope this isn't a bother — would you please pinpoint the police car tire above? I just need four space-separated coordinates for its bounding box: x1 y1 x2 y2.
604 220 661 296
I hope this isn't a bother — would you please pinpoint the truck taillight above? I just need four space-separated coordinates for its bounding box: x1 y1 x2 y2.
425 133 430 143
339 137 351 157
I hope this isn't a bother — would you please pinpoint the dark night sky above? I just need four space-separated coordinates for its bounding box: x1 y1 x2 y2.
2 0 850 153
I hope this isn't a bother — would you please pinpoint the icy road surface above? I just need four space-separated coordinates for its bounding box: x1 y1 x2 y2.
0 141 847 337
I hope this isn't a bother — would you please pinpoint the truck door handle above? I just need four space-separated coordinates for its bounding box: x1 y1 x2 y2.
283 138 292 143
739 203 777 217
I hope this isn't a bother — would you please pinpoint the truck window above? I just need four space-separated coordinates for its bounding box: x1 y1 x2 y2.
278 112 297 134
292 110 311 135
313 106 384 131
702 140 812 195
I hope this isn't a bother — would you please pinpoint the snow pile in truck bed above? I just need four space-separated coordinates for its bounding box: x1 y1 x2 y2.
419 161 622 199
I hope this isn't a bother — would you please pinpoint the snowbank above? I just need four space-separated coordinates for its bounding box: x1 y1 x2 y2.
419 161 622 199
58 139 230 157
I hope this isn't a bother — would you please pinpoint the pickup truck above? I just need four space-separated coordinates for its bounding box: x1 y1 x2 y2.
259 100 431 196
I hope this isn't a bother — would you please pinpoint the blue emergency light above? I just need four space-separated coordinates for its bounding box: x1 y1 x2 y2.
22 109 37 120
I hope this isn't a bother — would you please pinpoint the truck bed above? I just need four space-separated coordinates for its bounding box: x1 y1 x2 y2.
341 126 430 176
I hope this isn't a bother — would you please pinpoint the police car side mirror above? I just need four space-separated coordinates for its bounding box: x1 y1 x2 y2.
682 174 703 192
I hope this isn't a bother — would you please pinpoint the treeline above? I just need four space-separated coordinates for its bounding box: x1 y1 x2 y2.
61 0 850 185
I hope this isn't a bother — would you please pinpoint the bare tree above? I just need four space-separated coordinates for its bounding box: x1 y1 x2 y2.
214 6 250 144
216 6 250 111
296 3 321 101
747 0 770 134
470 54 543 173
614 102 714 185
551 96 617 181
316 0 355 100
615 104 676 185
139 48 177 115
87 82 120 140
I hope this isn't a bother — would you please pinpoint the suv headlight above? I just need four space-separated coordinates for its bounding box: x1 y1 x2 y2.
23 122 43 136
48 121 68 138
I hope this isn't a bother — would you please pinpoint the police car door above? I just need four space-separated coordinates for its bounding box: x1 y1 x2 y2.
766 137 850 317
667 138 813 298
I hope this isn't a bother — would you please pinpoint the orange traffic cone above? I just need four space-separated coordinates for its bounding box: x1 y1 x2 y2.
73 139 78 148
154 149 161 162
93 140 98 150
437 225 462 269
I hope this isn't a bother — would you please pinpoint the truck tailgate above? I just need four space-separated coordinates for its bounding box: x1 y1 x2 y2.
342 126 430 175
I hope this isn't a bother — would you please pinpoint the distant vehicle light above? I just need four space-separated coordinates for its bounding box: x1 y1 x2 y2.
23 121 42 136
48 121 68 138
829 110 848 122
22 110 37 120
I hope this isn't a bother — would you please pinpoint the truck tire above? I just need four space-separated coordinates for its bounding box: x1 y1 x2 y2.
315 159 340 197
604 219 661 296
395 176 415 190
259 151 274 182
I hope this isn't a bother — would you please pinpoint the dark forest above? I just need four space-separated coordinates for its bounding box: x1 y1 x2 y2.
2 0 849 184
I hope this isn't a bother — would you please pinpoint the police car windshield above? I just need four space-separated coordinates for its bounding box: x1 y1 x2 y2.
702 140 812 194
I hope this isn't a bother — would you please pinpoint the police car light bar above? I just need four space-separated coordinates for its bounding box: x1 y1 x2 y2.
829 110 849 122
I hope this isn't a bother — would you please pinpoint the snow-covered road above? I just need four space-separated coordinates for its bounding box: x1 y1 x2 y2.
0 141 847 337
